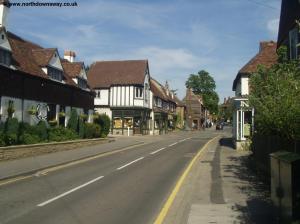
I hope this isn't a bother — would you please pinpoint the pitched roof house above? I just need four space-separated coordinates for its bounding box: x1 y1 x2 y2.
0 1 94 125
150 78 179 134
232 41 278 96
232 41 278 150
87 60 152 135
183 88 204 130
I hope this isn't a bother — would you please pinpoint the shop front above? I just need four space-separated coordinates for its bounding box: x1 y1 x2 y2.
112 109 151 135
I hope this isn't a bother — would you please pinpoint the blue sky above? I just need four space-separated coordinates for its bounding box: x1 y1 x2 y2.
9 0 281 102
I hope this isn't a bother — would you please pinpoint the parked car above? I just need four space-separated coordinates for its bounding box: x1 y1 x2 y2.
216 122 224 130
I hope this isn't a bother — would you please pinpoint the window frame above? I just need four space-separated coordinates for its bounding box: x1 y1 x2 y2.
47 66 64 82
289 27 299 60
0 48 11 66
135 87 143 99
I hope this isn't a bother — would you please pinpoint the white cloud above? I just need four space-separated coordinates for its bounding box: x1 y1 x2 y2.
267 18 279 37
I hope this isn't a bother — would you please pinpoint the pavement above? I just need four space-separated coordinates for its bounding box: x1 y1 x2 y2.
163 127 275 224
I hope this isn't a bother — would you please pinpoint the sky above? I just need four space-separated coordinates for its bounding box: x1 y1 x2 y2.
8 0 281 102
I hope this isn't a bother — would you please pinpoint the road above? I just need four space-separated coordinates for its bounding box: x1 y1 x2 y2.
0 130 219 224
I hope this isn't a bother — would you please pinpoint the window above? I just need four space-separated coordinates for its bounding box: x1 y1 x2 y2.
96 90 101 98
0 49 11 66
135 87 143 98
48 67 63 81
77 77 87 89
47 104 56 121
289 27 300 59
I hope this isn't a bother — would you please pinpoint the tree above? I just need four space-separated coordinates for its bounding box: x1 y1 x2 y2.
185 70 219 114
249 47 300 140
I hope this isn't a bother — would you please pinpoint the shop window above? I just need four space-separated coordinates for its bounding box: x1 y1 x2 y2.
113 117 122 129
124 117 133 128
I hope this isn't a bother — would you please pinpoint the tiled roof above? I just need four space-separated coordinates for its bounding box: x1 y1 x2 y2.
6 31 77 87
150 78 168 101
239 41 278 74
32 48 56 67
232 41 278 90
278 0 300 46
174 95 185 107
61 59 84 78
87 60 148 88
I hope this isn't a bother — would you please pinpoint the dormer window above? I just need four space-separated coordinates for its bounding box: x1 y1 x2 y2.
0 48 11 66
48 66 63 81
77 77 87 89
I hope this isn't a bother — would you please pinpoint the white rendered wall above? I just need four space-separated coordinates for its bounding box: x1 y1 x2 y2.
48 52 63 70
94 89 109 106
241 76 249 95
0 30 11 51
95 107 112 119
0 96 22 122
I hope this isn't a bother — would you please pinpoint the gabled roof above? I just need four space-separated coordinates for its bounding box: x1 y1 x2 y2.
232 41 278 91
32 48 56 67
150 78 168 101
6 31 77 86
87 60 148 88
174 95 185 107
278 0 300 46
61 59 84 78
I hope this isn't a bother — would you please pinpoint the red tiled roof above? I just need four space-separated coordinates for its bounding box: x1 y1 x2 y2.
150 78 168 101
32 48 56 67
87 60 148 88
232 41 278 90
6 31 77 87
61 59 84 78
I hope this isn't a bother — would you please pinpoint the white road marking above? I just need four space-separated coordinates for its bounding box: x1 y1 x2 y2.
37 175 104 207
169 142 178 147
116 157 144 170
150 147 166 155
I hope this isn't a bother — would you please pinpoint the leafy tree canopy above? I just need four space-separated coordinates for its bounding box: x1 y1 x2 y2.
249 46 300 140
185 70 219 114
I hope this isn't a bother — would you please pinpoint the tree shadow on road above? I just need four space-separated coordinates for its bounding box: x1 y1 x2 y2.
222 148 277 223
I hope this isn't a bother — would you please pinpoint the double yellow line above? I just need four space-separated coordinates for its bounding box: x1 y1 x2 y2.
153 136 219 224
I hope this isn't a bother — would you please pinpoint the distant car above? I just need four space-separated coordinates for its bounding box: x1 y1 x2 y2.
216 122 223 130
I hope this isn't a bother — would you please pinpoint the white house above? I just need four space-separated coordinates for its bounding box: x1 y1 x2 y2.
87 60 152 135
232 41 277 150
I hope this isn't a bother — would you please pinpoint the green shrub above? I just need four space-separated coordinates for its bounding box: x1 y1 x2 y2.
94 114 110 137
36 121 48 141
0 132 5 146
67 109 78 132
20 133 40 145
18 122 40 145
78 118 85 138
84 123 101 139
48 127 78 142
0 122 4 133
4 118 19 145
